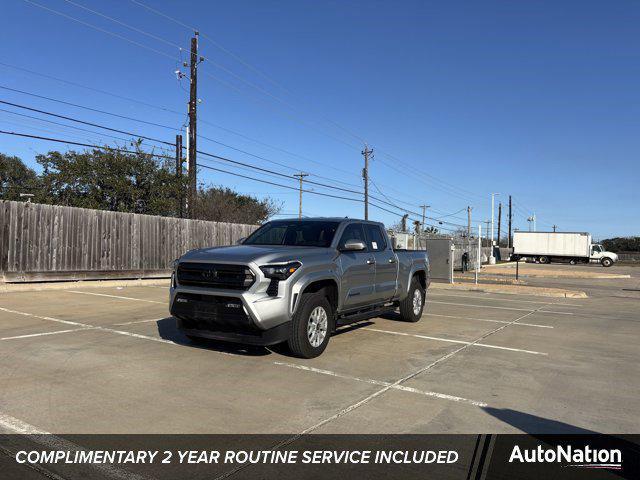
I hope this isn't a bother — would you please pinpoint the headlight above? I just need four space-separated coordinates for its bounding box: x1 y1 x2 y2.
171 258 180 270
260 261 301 280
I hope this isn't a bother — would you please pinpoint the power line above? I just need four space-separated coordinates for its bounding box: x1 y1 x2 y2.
0 129 173 159
0 99 174 147
22 0 181 61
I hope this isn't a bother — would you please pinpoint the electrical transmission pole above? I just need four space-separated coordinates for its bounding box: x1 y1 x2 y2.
293 172 308 219
467 206 472 238
553 224 558 232
420 204 430 232
361 145 373 220
508 195 512 248
175 134 183 218
187 32 199 219
497 202 502 247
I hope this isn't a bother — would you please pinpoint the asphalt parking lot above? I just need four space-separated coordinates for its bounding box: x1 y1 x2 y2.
1 266 639 435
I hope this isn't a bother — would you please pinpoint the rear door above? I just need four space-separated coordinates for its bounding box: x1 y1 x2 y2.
364 223 397 300
337 222 376 309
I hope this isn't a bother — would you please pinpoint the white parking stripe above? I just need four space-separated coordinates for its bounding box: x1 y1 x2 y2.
364 327 548 355
0 413 150 480
426 312 553 329
429 292 583 307
0 327 90 341
428 300 574 315
273 362 487 407
0 306 195 349
67 290 165 304
113 317 165 326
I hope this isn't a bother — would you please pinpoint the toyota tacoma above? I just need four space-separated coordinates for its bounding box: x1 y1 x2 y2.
170 218 430 358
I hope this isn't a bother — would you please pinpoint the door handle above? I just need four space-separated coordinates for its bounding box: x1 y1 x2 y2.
366 258 376 265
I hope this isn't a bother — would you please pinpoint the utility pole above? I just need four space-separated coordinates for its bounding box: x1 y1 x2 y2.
497 202 502 247
484 220 491 248
467 206 472 238
293 172 308 219
175 134 183 218
490 193 500 264
420 204 430 232
508 195 512 248
552 224 558 232
531 212 538 232
187 32 200 219
361 145 373 220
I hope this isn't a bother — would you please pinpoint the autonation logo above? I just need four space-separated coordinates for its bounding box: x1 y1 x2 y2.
509 445 622 470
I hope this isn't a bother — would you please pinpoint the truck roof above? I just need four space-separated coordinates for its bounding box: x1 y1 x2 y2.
269 217 382 224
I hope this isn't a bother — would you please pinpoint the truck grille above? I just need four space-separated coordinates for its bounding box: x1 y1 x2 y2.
176 262 255 290
172 293 256 333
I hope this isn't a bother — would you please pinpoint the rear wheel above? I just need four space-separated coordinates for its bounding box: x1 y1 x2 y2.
569 259 577 265
288 292 332 358
539 256 550 264
399 277 425 322
601 257 613 268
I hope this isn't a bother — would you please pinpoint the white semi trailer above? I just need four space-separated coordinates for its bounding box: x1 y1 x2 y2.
512 232 618 267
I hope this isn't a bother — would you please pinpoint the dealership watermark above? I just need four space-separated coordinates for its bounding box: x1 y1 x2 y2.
509 444 622 470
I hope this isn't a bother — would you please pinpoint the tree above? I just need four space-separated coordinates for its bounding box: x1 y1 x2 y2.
0 154 41 201
36 145 185 216
601 237 640 253
193 185 281 224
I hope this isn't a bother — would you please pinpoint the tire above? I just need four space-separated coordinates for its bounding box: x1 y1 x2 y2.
601 257 613 268
569 259 577 265
539 256 550 264
288 292 333 358
399 277 425 322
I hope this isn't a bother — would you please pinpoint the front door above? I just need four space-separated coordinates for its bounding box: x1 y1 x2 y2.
364 223 397 300
337 223 376 309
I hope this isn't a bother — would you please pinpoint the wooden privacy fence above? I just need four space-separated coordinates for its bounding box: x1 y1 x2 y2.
0 201 258 282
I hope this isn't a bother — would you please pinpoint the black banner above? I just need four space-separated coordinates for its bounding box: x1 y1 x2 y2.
1 434 638 479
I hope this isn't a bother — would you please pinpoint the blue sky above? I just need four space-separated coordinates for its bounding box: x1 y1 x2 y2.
1 0 638 239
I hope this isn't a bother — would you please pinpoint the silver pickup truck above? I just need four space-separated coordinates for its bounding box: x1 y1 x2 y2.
170 218 430 358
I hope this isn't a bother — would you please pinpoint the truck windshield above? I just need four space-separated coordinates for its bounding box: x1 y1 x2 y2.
243 221 340 247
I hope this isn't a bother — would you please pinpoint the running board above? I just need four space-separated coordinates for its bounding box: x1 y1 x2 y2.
336 304 397 327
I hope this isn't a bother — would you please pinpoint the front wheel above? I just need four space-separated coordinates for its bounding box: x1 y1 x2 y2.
399 277 425 322
288 292 332 358
601 257 613 268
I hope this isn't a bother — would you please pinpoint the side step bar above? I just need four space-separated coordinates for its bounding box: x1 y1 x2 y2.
335 303 397 328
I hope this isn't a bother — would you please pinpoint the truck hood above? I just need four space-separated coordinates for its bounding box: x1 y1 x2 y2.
180 245 334 265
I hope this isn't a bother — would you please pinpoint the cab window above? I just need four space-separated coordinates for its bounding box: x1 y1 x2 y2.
364 224 387 251
338 223 367 250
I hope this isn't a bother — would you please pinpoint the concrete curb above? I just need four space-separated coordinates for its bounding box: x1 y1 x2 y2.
430 282 588 298
0 278 171 293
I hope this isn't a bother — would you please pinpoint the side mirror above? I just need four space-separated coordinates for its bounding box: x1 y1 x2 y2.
236 237 246 245
341 239 367 251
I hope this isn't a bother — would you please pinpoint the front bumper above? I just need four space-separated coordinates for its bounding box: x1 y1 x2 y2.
169 262 299 344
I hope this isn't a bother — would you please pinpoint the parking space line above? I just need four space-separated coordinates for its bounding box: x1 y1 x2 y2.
273 362 487 407
0 327 90 341
425 312 553 329
429 292 583 307
0 306 232 353
364 327 547 355
67 290 165 304
113 317 165 326
428 300 574 315
0 413 149 480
